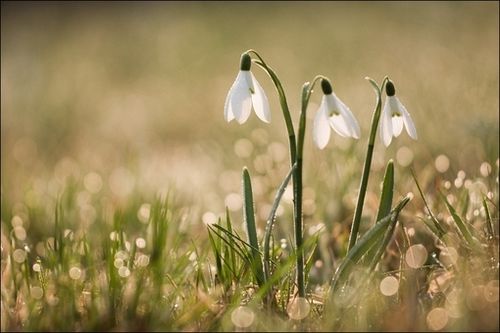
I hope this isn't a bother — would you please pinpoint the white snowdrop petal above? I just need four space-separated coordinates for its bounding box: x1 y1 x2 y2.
230 72 252 124
335 95 360 139
392 114 404 137
380 98 393 147
250 72 271 123
400 100 418 140
224 95 235 122
329 114 351 138
313 101 331 149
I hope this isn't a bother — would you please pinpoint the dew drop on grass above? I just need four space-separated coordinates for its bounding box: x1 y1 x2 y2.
32 263 41 272
426 307 448 331
454 178 463 188
13 226 26 241
11 215 23 227
435 155 450 173
118 266 130 278
137 203 151 224
31 286 43 300
405 244 428 269
287 297 311 320
114 258 124 268
135 238 146 249
13 249 26 263
202 212 217 225
379 276 399 296
69 267 82 280
231 306 255 328
136 254 150 267
480 162 492 177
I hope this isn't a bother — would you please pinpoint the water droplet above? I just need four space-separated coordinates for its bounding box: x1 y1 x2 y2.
426 307 448 330
137 203 151 224
13 226 26 241
380 276 399 296
435 155 450 173
13 249 27 263
118 266 130 278
135 238 146 249
405 244 428 269
69 267 82 280
480 162 492 177
202 212 217 226
287 297 311 320
231 306 255 328
31 286 43 300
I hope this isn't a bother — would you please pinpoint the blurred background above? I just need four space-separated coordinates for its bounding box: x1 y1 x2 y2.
1 2 498 239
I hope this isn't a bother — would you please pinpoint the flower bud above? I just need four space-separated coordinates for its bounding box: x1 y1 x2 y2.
321 79 333 95
240 53 251 71
386 80 396 96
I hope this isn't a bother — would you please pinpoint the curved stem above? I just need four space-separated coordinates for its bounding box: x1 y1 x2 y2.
346 76 389 252
247 49 297 164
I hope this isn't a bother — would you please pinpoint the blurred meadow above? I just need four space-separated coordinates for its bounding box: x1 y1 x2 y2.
1 2 499 331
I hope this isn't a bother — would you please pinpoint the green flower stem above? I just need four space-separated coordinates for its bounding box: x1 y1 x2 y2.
347 77 388 252
247 50 297 165
295 76 326 297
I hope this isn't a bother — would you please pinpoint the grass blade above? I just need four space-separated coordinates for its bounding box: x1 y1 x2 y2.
411 169 446 238
242 167 265 287
263 163 297 281
483 197 495 239
440 191 477 247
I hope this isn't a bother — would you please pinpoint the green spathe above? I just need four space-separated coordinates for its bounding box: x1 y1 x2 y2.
240 53 251 71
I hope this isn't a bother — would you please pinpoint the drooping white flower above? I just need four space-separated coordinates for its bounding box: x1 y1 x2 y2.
313 79 360 149
224 53 270 124
379 80 417 147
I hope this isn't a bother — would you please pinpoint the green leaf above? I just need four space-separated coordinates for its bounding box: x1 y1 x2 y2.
331 195 411 293
363 159 395 270
242 167 265 287
376 159 394 223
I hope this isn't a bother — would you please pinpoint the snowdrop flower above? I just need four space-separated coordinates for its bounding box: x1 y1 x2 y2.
379 80 417 147
224 53 270 124
313 79 360 149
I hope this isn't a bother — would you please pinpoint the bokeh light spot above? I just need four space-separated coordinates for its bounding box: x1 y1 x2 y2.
435 155 450 173
405 244 428 269
287 297 311 320
231 306 255 328
426 307 448 331
380 276 399 296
